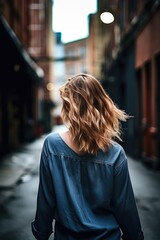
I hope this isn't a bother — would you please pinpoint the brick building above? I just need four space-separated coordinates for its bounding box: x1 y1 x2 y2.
97 0 160 168
0 0 54 157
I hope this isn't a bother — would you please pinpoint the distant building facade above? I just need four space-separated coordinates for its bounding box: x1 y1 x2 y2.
64 38 88 76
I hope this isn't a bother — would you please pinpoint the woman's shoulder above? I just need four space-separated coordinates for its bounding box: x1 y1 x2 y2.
42 132 61 154
44 132 59 142
110 141 125 152
104 141 127 166
108 140 125 153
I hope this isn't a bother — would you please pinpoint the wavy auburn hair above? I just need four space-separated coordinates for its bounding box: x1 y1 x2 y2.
59 73 129 154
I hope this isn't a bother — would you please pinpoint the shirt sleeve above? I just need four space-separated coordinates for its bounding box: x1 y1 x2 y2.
111 150 144 240
31 142 55 240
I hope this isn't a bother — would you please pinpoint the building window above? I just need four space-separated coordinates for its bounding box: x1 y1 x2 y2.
79 46 86 57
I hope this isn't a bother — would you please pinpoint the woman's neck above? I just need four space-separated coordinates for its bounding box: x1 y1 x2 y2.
60 130 83 155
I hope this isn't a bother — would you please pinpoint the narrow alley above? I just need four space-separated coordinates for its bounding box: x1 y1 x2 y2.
1 1 160 239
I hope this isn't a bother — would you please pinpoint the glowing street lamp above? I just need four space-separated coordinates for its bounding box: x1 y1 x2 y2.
100 11 114 24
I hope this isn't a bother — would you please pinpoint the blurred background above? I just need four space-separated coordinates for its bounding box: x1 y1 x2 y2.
0 0 160 239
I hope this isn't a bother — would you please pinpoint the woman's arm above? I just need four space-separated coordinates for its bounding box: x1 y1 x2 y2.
31 142 55 240
111 151 144 240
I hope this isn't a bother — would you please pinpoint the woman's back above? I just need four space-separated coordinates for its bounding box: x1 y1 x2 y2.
33 132 142 240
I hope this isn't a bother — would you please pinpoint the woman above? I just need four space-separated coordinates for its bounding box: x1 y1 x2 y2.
31 73 144 240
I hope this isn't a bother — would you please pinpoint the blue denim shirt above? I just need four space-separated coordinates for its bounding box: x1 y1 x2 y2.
31 132 144 240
